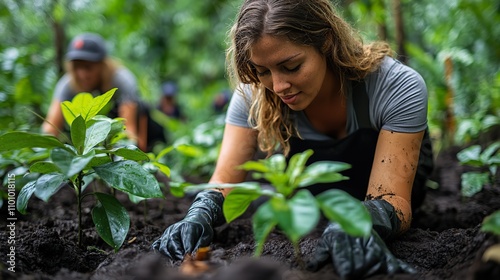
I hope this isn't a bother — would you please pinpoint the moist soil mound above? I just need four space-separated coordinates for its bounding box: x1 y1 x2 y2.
1 146 500 280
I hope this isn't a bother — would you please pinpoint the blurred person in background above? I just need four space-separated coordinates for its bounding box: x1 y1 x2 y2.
158 81 184 120
42 33 148 150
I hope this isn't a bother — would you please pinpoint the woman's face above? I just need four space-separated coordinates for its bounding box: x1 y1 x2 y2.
249 34 332 111
71 60 103 92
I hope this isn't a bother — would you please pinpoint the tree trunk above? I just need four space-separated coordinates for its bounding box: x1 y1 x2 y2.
53 20 65 77
393 0 407 64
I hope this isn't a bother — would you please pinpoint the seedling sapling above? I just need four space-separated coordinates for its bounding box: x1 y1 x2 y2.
187 150 372 259
457 141 500 197
0 89 168 251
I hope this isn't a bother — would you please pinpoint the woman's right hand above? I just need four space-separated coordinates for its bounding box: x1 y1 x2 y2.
151 190 225 260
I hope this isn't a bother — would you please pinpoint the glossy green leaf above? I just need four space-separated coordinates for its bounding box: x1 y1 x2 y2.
481 142 500 163
175 144 204 157
84 120 111 154
286 149 313 187
317 189 372 237
61 93 93 125
81 89 116 121
298 161 351 187
86 154 112 169
266 154 286 173
184 182 260 193
71 115 86 154
17 181 37 214
238 161 270 173
0 132 65 152
482 210 500 236
92 192 130 252
94 160 163 198
168 181 190 198
155 145 174 160
152 161 171 177
51 148 95 178
252 201 277 256
112 145 149 161
223 188 262 223
461 172 489 197
29 161 60 174
128 193 146 204
284 190 320 243
34 173 66 202
457 145 483 167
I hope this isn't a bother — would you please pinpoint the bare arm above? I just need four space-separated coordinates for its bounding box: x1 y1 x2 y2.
209 123 258 196
366 129 424 232
118 102 145 150
42 98 65 136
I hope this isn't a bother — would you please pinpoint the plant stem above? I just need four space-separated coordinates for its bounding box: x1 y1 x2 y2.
293 242 305 269
75 172 84 247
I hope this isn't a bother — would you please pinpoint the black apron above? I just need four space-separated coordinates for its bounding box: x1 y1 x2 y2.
285 81 434 210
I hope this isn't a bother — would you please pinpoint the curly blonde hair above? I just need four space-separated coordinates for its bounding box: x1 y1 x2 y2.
227 0 393 156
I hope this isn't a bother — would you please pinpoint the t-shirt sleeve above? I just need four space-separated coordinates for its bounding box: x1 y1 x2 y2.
225 84 252 128
53 74 73 101
112 68 140 103
368 58 428 133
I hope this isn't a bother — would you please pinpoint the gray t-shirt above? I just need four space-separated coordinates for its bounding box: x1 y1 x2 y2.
53 67 139 103
226 57 428 140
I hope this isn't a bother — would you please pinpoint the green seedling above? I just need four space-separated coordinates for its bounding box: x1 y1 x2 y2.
0 89 166 251
457 141 500 197
186 150 372 258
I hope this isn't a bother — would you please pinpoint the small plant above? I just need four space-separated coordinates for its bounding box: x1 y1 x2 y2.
187 150 372 257
0 89 166 251
481 210 500 263
457 141 500 197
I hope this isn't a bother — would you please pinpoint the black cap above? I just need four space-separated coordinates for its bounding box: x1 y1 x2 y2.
161 82 178 97
66 33 107 62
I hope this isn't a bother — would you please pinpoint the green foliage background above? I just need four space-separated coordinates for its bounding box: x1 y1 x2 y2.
1 0 499 152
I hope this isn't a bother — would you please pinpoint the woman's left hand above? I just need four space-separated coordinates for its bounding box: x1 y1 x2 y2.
307 199 417 278
306 222 415 278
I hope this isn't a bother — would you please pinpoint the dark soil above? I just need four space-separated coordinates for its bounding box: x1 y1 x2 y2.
1 146 500 280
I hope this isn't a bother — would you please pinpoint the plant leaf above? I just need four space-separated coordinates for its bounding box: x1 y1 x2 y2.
252 201 277 256
112 145 149 161
29 161 61 174
317 189 372 237
223 188 262 223
17 181 37 214
481 142 500 163
266 154 286 173
175 144 204 157
92 192 130 252
84 119 112 154
51 148 95 178
61 93 93 125
71 115 86 154
34 173 66 202
482 210 500 236
286 149 313 188
298 161 351 187
457 145 483 167
94 160 163 198
461 172 489 197
0 132 65 152
284 189 320 243
82 88 116 121
152 161 171 177
238 161 270 173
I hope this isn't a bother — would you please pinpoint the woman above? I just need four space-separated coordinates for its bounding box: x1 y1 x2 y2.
42 33 147 150
153 0 433 278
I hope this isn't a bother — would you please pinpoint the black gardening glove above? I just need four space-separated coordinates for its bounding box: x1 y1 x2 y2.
306 200 416 279
151 190 225 260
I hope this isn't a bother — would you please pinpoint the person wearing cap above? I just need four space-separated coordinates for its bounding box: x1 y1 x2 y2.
158 81 183 120
42 33 146 150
